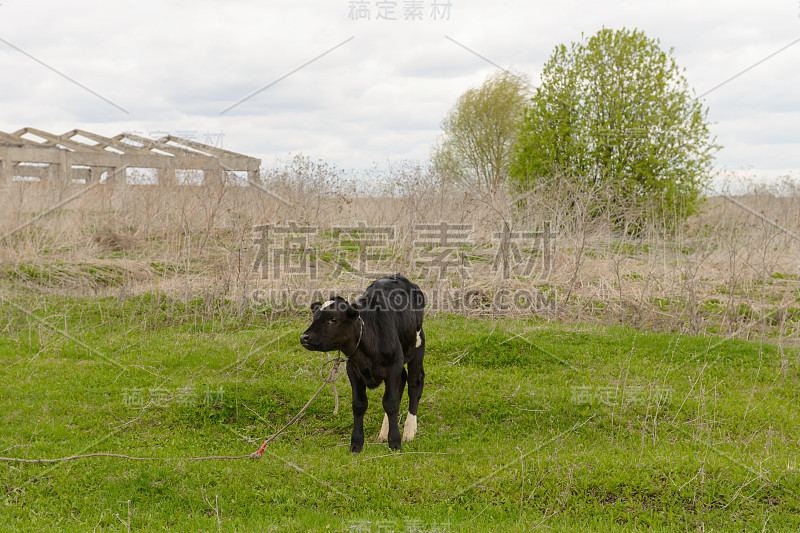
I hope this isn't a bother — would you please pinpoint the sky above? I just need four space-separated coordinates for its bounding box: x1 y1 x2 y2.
0 0 798 185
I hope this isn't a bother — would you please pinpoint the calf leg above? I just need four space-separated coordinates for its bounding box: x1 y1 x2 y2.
347 365 368 453
379 367 406 442
382 366 404 451
404 329 425 442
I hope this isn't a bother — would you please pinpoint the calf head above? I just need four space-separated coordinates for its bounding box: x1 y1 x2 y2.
300 296 360 352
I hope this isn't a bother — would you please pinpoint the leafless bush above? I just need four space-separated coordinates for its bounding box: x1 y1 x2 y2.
0 164 798 343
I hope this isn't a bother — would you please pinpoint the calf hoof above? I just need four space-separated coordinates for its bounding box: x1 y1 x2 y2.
388 438 402 451
350 442 363 454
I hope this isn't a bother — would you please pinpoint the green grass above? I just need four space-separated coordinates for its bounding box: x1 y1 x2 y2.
1 297 799 531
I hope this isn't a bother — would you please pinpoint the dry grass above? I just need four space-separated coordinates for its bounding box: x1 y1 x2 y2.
1 160 799 344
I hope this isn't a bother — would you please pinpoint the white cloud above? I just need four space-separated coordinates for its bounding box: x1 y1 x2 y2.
0 0 797 174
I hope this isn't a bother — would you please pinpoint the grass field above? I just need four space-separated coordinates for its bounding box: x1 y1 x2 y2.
1 295 798 531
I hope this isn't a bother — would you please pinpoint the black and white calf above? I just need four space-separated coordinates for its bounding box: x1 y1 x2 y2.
300 274 425 453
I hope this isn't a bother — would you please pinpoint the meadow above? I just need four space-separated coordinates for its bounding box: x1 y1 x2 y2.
1 164 799 530
1 296 798 531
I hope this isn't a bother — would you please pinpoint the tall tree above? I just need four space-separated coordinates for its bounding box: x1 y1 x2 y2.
432 70 530 192
510 28 718 225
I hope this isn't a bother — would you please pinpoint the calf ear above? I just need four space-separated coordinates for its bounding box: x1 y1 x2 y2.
310 302 322 312
346 302 360 320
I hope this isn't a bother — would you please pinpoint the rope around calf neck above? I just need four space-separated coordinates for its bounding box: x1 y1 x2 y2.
0 355 346 464
324 315 362 416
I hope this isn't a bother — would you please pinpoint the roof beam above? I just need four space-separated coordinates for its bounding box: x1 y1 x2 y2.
14 127 107 153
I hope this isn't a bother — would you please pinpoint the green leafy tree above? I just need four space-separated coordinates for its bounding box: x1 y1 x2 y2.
432 70 530 193
510 28 718 226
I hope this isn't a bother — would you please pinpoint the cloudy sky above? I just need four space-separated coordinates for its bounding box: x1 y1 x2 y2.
0 0 798 182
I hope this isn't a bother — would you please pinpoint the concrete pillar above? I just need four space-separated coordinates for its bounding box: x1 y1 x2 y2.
204 167 222 186
57 150 70 182
106 167 126 185
246 169 259 186
158 165 176 186
0 151 11 184
88 166 102 184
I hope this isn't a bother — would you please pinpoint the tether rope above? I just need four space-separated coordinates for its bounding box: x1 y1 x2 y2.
1 354 349 465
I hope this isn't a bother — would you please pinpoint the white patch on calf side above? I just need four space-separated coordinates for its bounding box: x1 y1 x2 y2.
321 300 336 310
415 331 422 348
377 413 389 441
402 413 417 442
